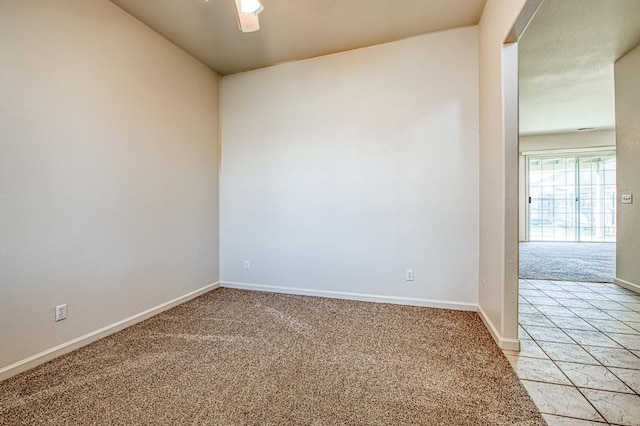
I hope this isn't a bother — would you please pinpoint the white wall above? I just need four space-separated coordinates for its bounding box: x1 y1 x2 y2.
520 129 616 153
518 129 616 240
220 27 479 309
0 0 220 376
478 0 528 350
614 45 640 292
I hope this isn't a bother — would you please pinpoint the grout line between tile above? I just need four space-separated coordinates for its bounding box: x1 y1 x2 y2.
517 278 640 425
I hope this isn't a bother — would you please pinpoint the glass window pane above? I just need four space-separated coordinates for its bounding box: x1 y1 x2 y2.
527 153 615 242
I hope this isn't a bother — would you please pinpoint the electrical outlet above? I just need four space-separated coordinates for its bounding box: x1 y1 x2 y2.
621 194 633 204
482 278 487 293
55 304 67 322
243 260 250 270
406 269 414 281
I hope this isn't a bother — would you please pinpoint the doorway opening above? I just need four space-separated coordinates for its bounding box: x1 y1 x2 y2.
519 150 617 283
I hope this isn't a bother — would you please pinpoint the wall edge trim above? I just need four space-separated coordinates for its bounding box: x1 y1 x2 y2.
0 282 220 382
220 281 477 311
477 305 521 351
614 277 640 295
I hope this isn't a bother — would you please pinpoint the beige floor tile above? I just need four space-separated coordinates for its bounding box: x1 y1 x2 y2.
537 305 578 318
582 389 640 426
568 288 597 294
549 280 584 289
568 308 615 320
520 338 550 359
562 284 584 298
522 325 575 344
593 300 631 311
563 329 622 348
608 310 640 323
520 380 604 422
625 321 640 333
542 414 606 426
574 282 599 288
542 290 574 299
525 296 562 307
591 284 634 295
547 316 597 331
519 313 556 327
537 342 598 364
573 292 612 301
531 279 561 287
519 282 537 290
556 362 633 393
519 325 531 340
506 355 571 385
604 294 640 303
519 303 540 314
584 346 640 369
608 332 640 351
609 367 640 393
556 298 596 309
520 289 546 297
586 319 638 334
620 302 640 312
519 281 640 426
504 339 549 360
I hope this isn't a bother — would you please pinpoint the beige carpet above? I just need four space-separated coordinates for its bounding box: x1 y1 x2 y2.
1 289 545 425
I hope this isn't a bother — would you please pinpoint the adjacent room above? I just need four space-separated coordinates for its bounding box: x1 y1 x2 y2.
507 1 640 424
517 1 624 284
1 0 638 424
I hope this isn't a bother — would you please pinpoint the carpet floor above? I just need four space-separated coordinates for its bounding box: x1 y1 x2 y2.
1 289 545 425
519 242 616 282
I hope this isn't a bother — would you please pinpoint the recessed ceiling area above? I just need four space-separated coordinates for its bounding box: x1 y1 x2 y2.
519 0 640 135
109 0 487 75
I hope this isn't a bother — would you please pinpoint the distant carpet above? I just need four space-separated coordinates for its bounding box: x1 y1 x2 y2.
0 289 544 425
520 242 615 282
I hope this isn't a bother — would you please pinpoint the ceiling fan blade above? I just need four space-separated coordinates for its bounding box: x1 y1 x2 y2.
237 13 260 32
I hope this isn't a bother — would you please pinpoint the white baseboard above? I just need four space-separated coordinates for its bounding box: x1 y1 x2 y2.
0 282 220 382
614 277 640 294
477 305 520 351
220 281 477 312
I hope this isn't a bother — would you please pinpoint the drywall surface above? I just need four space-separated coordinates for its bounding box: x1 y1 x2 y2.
221 27 479 307
520 129 616 153
478 0 527 348
615 44 640 291
0 0 220 371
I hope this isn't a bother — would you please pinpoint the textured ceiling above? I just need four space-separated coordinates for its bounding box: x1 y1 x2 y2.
110 0 640 136
109 0 487 75
519 0 640 135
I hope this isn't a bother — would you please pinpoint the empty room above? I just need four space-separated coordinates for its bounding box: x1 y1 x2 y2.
1 0 638 424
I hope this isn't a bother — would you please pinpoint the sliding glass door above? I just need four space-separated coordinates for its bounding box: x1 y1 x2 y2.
527 153 616 242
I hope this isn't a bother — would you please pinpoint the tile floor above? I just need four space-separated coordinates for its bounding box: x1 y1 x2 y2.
505 279 640 426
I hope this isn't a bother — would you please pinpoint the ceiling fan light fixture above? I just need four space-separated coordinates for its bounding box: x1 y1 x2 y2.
240 0 263 15
234 0 262 33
